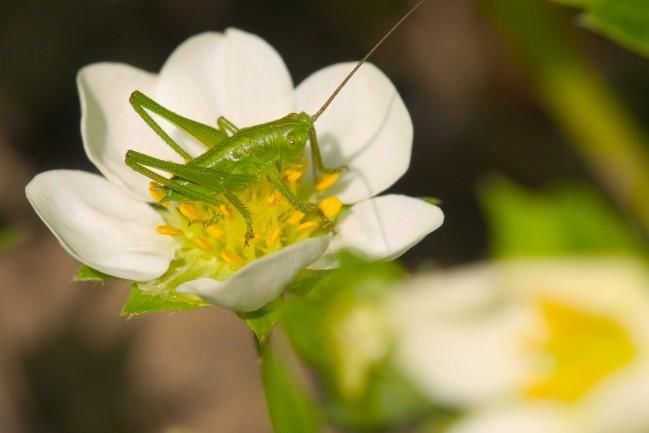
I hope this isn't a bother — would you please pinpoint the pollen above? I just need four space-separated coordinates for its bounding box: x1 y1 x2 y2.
297 220 319 233
149 182 166 203
266 191 282 206
179 202 201 220
193 237 213 251
266 227 281 247
206 225 225 239
156 225 182 236
283 167 304 183
287 210 306 225
220 250 243 266
220 204 232 218
319 196 343 218
315 171 341 191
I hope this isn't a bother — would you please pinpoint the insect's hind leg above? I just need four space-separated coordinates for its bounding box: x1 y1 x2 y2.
125 149 256 244
217 116 239 136
124 150 220 205
130 91 227 154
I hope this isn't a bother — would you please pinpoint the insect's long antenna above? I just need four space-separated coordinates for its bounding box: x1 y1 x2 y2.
311 0 426 123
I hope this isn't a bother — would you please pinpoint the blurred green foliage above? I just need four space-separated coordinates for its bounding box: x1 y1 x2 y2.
481 178 645 258
283 253 433 430
554 0 649 57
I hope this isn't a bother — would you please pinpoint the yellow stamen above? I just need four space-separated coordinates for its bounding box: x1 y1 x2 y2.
156 225 182 236
149 182 166 203
266 191 282 206
179 202 201 220
193 237 212 251
287 211 306 225
283 167 304 183
266 227 281 247
220 250 243 266
297 221 319 233
318 196 343 218
206 225 225 239
220 204 232 218
315 171 341 192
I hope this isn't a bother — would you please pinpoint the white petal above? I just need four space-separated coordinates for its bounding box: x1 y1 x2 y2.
584 360 649 433
329 195 443 261
447 405 572 433
158 29 294 129
25 170 175 281
177 237 329 312
296 63 412 203
78 63 183 200
389 267 528 406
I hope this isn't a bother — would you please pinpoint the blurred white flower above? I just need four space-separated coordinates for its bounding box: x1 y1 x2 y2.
390 257 649 433
25 29 443 312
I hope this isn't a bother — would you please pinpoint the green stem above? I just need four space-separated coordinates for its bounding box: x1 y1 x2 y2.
482 0 649 232
256 335 323 433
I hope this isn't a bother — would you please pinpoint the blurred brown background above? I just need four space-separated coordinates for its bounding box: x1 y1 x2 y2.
1 0 649 432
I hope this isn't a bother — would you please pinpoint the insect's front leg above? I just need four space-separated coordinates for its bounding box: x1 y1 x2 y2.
309 128 347 174
267 171 316 214
267 170 333 231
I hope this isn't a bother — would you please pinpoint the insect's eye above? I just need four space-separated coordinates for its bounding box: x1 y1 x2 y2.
288 138 296 146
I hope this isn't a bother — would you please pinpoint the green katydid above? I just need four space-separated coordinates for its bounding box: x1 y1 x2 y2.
124 0 425 243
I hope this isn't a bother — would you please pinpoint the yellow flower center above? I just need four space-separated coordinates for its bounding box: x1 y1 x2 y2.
522 298 637 402
146 167 343 286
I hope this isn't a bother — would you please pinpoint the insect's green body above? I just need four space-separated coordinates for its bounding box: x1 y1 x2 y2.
124 91 331 241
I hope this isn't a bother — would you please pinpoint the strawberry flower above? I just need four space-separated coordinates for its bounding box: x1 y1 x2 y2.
26 29 443 313
390 258 649 433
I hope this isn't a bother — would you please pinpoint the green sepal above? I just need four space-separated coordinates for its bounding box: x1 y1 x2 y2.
121 284 209 318
239 297 284 346
74 265 117 282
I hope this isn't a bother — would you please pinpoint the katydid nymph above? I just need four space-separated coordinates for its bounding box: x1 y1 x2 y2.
124 0 425 244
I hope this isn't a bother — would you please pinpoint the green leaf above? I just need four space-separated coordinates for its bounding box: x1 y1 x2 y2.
239 297 284 345
74 265 117 282
121 284 208 317
260 341 323 433
481 178 643 258
554 0 649 57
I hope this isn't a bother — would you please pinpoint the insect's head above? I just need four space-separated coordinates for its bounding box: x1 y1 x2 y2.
278 112 313 162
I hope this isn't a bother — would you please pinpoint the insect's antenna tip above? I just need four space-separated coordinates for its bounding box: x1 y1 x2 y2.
311 0 426 123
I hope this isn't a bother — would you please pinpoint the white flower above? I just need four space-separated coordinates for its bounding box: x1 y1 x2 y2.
389 257 649 433
25 29 444 313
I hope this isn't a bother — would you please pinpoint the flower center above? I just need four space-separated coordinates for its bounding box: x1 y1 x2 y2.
522 298 637 402
144 164 343 289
